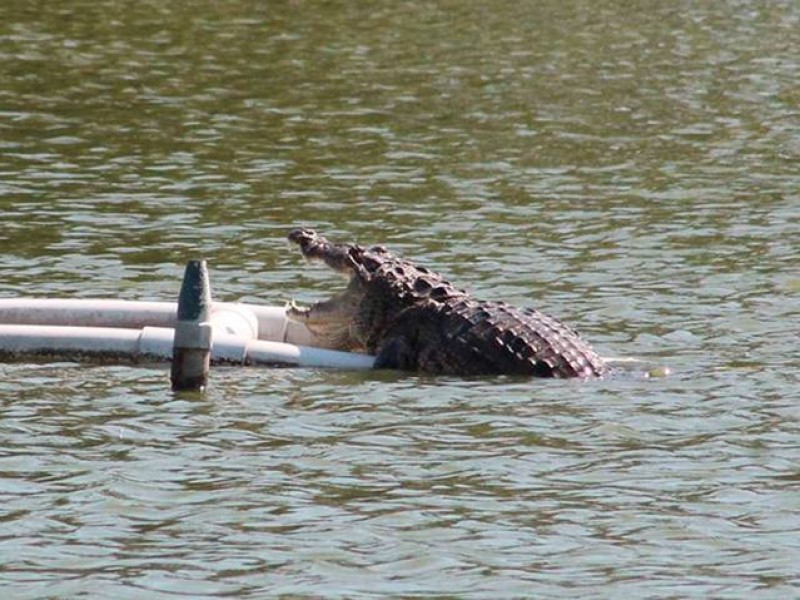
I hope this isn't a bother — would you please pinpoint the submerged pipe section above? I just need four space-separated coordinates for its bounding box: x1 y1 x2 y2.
171 260 213 391
0 325 375 369
0 325 172 363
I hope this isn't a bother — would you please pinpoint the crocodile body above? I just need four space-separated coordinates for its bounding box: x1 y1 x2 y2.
287 229 607 378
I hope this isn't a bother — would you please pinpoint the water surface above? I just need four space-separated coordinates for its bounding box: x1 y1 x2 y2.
1 0 799 597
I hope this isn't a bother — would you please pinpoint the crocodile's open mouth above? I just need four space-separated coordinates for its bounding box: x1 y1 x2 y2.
286 268 366 352
285 228 375 352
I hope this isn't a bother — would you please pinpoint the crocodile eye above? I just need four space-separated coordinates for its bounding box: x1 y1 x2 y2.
413 278 432 293
430 286 449 299
361 256 381 271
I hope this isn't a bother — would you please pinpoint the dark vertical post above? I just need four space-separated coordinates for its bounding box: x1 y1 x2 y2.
170 260 212 391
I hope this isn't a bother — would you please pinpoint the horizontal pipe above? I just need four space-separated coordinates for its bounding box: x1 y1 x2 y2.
0 298 315 345
0 298 175 328
0 324 375 370
239 338 375 370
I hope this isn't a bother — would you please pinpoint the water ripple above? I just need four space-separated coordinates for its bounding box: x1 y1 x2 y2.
3 0 800 596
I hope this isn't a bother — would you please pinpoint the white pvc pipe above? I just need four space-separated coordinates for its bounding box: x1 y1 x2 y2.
228 336 375 370
208 305 258 339
0 324 375 370
0 298 315 345
0 324 162 359
245 305 316 345
0 298 175 329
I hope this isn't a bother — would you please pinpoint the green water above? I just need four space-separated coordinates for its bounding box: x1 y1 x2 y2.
2 1 799 597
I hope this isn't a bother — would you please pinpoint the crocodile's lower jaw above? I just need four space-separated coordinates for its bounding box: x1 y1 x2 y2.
286 300 364 352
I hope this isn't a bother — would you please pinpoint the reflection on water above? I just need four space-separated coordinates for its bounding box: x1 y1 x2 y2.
1 0 799 596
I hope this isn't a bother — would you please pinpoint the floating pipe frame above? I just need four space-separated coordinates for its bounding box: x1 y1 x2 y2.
0 261 375 374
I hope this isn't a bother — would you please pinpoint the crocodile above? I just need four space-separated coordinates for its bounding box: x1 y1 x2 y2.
287 228 607 378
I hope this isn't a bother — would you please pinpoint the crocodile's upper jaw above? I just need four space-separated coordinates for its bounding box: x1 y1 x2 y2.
288 227 366 279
